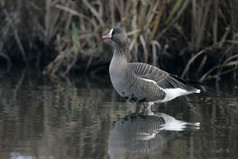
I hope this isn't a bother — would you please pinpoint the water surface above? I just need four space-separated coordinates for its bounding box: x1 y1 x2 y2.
0 68 237 159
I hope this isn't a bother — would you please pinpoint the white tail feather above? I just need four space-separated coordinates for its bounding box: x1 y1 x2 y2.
156 88 200 103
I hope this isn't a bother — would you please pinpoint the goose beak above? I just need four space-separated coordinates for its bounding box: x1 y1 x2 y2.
103 29 113 39
103 33 111 39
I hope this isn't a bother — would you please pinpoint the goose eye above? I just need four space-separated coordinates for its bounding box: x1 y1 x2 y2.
113 31 118 34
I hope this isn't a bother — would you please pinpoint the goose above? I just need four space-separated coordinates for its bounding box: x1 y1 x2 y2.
103 28 200 108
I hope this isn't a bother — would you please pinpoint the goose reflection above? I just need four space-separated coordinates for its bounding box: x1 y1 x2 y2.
108 108 200 159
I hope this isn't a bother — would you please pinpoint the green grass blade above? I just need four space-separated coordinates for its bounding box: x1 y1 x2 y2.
72 22 81 52
165 0 183 25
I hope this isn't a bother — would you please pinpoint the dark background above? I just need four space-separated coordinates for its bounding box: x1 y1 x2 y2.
0 0 237 82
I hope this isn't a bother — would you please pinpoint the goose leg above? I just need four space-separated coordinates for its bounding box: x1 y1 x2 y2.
143 102 154 109
140 102 154 115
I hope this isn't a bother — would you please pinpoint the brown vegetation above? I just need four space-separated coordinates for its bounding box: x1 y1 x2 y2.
0 0 237 81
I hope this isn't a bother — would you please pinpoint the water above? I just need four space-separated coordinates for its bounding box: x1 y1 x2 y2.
0 68 237 159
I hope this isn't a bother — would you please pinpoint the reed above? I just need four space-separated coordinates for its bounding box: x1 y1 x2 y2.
0 0 237 80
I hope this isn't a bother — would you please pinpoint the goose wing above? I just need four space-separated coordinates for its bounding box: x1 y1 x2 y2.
128 62 198 91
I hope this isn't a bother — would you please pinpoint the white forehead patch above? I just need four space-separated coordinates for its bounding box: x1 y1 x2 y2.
109 29 113 37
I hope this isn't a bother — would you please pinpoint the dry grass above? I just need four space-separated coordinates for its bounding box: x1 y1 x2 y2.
0 0 237 81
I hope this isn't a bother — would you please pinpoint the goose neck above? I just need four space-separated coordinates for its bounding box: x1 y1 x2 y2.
114 42 129 57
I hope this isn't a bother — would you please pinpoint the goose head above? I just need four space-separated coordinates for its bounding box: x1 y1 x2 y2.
103 28 128 47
